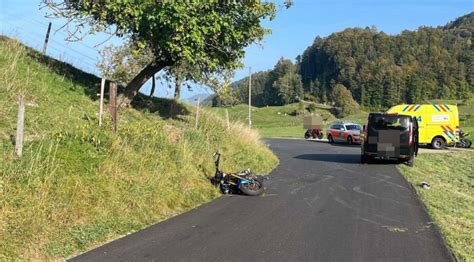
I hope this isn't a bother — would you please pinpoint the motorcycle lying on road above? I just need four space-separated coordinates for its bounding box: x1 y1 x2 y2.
456 130 472 148
210 152 265 196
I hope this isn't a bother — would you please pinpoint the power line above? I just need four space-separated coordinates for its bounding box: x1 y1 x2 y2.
0 14 101 53
1 19 99 64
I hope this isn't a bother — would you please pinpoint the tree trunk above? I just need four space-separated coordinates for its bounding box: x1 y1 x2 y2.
118 62 167 107
149 74 156 97
174 75 182 100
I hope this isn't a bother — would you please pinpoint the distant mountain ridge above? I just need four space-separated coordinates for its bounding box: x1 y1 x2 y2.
186 93 210 105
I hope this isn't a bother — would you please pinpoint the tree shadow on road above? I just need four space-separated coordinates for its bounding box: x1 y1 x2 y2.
294 154 360 164
307 140 361 148
295 153 400 165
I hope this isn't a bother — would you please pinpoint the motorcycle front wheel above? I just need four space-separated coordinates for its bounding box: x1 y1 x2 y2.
240 179 264 196
462 139 472 148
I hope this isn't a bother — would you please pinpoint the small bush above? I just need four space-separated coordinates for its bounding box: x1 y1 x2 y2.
307 103 318 112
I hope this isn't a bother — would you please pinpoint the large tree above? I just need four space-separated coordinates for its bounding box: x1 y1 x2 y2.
44 0 291 106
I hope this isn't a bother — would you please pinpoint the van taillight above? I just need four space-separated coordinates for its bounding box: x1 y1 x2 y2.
456 125 460 136
409 123 413 146
364 121 368 142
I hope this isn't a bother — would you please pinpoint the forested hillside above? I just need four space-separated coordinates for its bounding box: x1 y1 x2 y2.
212 12 473 109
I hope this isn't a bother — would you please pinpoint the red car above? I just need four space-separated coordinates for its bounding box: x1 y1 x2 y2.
326 122 363 144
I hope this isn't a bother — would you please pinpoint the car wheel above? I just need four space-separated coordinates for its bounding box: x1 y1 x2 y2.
347 136 353 144
407 155 414 167
304 132 310 139
328 135 334 143
431 137 445 149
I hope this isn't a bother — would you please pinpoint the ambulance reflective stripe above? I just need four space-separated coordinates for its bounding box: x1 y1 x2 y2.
401 104 420 112
407 104 417 112
445 125 454 133
443 104 451 111
433 104 441 112
445 125 458 141
441 125 456 142
438 104 447 112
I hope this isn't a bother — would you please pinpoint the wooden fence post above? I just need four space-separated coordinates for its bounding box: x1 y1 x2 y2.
195 96 200 129
225 108 230 130
109 82 117 132
99 78 105 126
15 95 25 157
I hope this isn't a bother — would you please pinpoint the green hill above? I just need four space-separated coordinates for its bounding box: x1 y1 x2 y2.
0 36 278 260
213 12 473 110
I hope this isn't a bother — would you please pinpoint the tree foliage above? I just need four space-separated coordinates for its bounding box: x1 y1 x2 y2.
331 84 360 117
223 58 302 107
44 0 291 106
97 39 154 87
299 12 473 108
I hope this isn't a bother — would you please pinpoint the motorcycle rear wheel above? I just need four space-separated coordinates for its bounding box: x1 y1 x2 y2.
240 179 264 196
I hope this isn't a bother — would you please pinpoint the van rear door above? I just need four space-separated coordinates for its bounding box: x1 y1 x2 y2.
367 114 411 158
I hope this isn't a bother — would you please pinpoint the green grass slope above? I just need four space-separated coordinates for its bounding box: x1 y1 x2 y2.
0 36 278 260
399 152 474 261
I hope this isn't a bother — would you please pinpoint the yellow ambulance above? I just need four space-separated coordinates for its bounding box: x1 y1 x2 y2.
387 104 460 149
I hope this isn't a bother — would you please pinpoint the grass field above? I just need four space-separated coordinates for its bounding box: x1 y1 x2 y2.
208 103 368 138
209 98 474 139
0 36 278 260
399 151 474 261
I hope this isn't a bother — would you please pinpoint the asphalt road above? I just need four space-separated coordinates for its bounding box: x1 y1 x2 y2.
72 138 453 262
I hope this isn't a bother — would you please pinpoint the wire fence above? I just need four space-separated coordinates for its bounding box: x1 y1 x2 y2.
0 12 214 100
0 12 101 75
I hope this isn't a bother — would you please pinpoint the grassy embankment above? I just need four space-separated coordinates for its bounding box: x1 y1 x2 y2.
399 152 473 261
398 99 474 261
0 36 278 260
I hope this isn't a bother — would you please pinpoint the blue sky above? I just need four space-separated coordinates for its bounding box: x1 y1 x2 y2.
1 0 472 99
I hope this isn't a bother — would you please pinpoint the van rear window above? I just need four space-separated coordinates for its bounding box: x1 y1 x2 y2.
369 115 410 130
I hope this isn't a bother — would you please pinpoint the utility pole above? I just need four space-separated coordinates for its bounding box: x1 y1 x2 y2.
248 66 252 128
42 22 52 55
